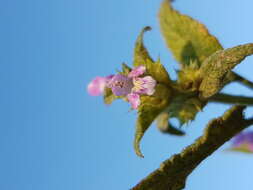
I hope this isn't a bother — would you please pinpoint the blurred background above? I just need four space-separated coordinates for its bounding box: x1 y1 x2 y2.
1 0 253 189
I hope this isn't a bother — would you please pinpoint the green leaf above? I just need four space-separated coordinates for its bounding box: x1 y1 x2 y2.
156 112 185 136
121 63 131 75
159 0 223 66
103 87 118 105
147 59 172 86
199 43 253 98
134 26 153 66
134 84 171 157
177 60 201 92
133 27 171 86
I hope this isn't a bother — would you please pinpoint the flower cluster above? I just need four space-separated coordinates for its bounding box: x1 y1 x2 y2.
231 131 253 152
87 65 156 109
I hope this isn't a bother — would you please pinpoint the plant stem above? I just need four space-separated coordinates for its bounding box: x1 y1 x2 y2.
210 93 253 105
131 106 253 190
228 72 253 90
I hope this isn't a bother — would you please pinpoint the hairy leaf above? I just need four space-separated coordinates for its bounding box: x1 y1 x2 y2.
133 27 171 86
199 43 253 98
134 84 171 157
159 0 223 66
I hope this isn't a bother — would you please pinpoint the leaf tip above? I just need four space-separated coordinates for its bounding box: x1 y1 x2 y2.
134 146 144 158
143 26 152 32
134 134 145 158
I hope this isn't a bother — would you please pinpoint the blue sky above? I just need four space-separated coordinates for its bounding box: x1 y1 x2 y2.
1 0 253 190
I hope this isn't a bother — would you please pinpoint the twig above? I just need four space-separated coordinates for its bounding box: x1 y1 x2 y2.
227 72 253 90
210 93 253 105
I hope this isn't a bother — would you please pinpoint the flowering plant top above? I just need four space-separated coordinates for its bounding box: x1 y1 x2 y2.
87 1 253 159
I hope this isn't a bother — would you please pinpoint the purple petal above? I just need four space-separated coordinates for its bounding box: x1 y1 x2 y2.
231 131 253 152
132 76 156 95
245 131 253 143
232 132 246 146
107 74 133 96
128 65 146 78
87 76 107 96
127 93 140 109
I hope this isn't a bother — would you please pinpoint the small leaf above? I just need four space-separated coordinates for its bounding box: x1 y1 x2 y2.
147 59 172 86
133 27 171 86
134 84 172 157
134 26 153 66
199 43 253 98
177 60 201 92
159 0 223 66
103 87 118 105
156 112 185 136
135 104 162 158
121 63 132 75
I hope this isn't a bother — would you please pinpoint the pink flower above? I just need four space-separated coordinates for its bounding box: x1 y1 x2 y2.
107 74 134 96
126 66 156 109
132 76 156 95
87 75 113 96
127 93 140 109
87 65 156 109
